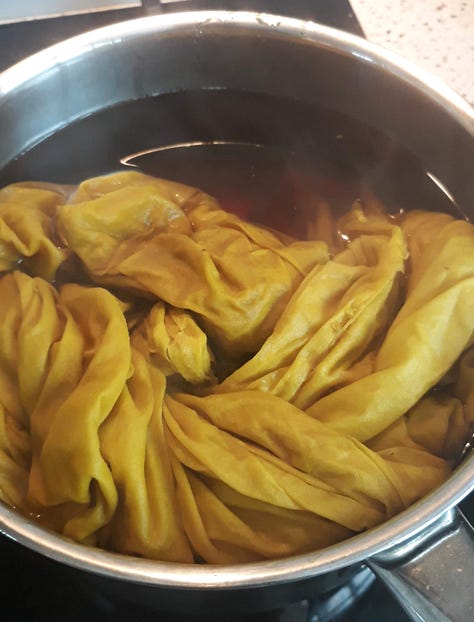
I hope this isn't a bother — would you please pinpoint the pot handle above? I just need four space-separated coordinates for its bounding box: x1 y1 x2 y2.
367 507 474 622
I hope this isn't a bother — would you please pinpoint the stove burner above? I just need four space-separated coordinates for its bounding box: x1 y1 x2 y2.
307 567 375 622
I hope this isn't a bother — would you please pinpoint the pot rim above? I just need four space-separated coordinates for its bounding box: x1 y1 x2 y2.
1 10 474 126
1 457 472 587
0 10 473 589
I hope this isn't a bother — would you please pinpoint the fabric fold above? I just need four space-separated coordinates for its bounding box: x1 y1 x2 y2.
57 171 329 355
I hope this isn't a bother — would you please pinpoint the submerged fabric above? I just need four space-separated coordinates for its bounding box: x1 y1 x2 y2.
57 172 329 355
0 172 472 564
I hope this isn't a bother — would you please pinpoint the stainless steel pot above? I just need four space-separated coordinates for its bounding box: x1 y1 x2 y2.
0 10 473 622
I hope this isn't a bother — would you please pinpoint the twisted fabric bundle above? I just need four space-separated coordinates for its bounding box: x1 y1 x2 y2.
0 172 472 564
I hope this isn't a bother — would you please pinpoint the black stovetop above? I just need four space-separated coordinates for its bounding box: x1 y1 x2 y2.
0 531 409 622
0 2 472 621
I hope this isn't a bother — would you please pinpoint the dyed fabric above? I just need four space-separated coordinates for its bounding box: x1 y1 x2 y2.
0 172 472 564
57 172 329 355
0 183 69 279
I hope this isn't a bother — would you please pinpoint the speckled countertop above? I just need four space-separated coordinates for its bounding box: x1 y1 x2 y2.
351 0 474 106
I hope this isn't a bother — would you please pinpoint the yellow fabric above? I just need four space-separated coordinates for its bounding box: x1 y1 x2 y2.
0 272 128 540
57 171 329 355
218 224 406 407
0 184 68 279
0 171 472 565
306 212 474 441
131 302 214 385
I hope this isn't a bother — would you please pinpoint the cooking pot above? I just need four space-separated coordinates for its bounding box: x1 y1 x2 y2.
0 8 473 622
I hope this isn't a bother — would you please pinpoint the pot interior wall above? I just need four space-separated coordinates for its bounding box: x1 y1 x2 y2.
0 20 473 221
0 88 468 231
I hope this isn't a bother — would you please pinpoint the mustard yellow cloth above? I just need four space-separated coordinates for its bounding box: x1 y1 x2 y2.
0 183 68 279
57 172 329 355
0 172 472 564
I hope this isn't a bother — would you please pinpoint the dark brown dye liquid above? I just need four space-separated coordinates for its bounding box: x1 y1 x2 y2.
0 89 462 237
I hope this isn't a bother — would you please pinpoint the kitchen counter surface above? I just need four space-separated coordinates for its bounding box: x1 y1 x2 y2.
351 0 474 106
